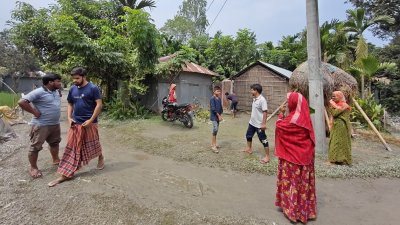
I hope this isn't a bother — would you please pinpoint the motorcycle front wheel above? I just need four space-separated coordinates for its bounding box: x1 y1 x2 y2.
161 111 168 121
183 113 193 128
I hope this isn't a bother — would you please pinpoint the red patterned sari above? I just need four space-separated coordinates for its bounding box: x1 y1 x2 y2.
275 92 317 223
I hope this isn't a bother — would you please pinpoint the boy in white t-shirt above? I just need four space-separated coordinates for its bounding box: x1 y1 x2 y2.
243 84 270 164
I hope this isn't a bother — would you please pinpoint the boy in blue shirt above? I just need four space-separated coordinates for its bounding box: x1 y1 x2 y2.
210 86 223 153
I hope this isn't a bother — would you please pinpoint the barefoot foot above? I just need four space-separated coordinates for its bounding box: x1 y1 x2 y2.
97 156 105 170
30 168 42 178
242 149 253 154
48 176 70 187
52 159 60 165
211 146 219 153
260 157 270 164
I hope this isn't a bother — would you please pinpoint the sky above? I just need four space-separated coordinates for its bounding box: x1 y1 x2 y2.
0 0 388 46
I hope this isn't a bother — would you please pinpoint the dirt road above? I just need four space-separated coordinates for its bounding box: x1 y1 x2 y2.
1 94 400 225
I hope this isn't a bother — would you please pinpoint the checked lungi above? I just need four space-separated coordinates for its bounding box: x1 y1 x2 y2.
57 123 102 178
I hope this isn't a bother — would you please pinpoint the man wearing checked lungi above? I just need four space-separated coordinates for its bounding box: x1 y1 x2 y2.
48 67 105 187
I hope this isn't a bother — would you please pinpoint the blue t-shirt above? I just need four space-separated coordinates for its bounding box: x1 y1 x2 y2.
23 86 61 126
67 82 102 124
210 96 223 121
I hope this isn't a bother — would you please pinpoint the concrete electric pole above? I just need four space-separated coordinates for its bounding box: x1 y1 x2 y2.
306 0 327 153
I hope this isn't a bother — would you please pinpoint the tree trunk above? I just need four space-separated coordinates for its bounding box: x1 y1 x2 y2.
106 78 118 101
119 81 131 108
361 74 365 99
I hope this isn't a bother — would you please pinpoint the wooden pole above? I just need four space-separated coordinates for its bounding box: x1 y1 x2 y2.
267 100 287 122
324 108 331 132
352 97 392 151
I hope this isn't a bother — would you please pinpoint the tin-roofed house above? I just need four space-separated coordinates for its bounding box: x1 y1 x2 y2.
140 55 218 112
230 61 292 112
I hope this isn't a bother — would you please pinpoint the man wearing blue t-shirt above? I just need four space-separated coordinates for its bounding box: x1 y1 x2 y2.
18 73 62 178
48 67 104 187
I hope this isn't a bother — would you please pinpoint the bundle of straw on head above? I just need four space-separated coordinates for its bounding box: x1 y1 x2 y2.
289 62 358 105
289 62 334 106
323 63 358 104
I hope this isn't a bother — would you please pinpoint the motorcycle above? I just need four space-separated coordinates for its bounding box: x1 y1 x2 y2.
161 97 194 128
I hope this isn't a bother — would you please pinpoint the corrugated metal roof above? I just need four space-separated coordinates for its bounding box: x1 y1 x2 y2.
182 62 218 76
158 55 218 76
258 61 292 79
231 61 292 80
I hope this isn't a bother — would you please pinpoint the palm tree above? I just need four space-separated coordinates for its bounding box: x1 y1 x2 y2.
350 55 397 98
320 19 352 67
345 8 394 98
118 0 156 9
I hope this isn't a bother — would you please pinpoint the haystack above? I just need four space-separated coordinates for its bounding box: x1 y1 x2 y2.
0 117 16 143
289 62 358 105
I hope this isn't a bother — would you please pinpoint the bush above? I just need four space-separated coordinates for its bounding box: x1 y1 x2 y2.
195 108 210 122
104 91 150 120
376 79 400 115
351 94 385 130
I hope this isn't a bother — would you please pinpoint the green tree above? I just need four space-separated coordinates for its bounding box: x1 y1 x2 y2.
320 20 352 68
348 0 400 39
10 0 158 100
205 33 236 78
160 0 208 43
0 30 40 75
178 0 208 35
9 2 62 64
187 35 209 65
259 34 306 71
158 34 183 56
233 29 258 71
371 36 400 114
117 0 155 9
257 41 274 56
160 16 197 43
345 8 394 98
345 8 394 63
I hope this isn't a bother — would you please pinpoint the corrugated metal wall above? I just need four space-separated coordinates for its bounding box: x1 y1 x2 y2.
1 76 42 94
233 65 289 112
178 72 213 108
141 72 213 113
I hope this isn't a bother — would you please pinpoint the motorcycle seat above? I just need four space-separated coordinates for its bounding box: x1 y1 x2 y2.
177 103 190 108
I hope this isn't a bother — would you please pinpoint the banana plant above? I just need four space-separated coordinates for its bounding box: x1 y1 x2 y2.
350 55 397 98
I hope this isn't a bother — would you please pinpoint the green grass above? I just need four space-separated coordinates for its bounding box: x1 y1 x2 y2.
0 92 19 108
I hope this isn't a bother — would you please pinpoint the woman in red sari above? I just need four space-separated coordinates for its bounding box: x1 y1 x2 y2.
168 83 177 103
275 92 316 223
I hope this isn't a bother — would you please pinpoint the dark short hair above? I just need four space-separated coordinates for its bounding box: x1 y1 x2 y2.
70 67 87 76
225 92 229 95
250 83 262 94
213 86 221 91
42 73 61 85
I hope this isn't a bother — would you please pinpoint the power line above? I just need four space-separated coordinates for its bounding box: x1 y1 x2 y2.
207 0 228 33
206 0 216 12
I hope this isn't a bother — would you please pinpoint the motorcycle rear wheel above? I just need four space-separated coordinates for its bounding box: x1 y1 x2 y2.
183 114 193 128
